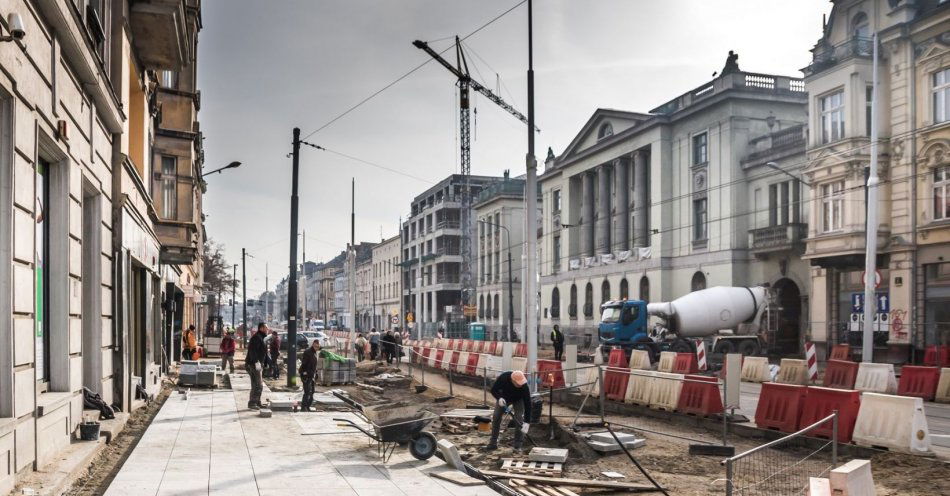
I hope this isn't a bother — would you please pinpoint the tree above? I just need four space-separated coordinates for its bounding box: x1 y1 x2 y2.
202 238 237 316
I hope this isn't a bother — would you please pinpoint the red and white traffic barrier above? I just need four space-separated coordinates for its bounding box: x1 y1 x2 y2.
805 341 818 382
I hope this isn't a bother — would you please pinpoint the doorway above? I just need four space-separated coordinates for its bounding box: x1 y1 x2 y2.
773 278 802 355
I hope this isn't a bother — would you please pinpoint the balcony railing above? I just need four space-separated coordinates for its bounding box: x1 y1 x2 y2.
750 223 807 252
436 220 460 230
436 246 460 256
805 37 873 76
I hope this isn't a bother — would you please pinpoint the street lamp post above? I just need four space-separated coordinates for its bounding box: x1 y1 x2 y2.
287 128 301 388
524 0 539 390
478 219 515 342
202 161 241 178
231 264 237 334
242 249 253 348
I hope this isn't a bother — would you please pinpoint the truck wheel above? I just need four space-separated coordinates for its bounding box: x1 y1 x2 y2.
738 340 760 356
671 339 695 354
714 340 736 354
633 337 656 363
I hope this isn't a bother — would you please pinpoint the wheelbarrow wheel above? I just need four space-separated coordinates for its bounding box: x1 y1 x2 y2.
408 432 437 460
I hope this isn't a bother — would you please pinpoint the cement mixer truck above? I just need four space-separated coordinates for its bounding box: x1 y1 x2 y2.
598 286 770 361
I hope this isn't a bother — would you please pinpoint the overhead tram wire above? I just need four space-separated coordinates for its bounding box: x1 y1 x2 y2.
299 0 528 142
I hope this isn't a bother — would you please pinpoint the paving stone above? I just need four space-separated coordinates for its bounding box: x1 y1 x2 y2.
430 470 485 486
437 439 464 470
528 447 569 463
259 408 272 418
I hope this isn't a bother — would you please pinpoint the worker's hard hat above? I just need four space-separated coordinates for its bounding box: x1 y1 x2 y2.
511 370 527 386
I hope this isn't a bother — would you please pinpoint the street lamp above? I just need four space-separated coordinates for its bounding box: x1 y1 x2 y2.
203 161 242 177
478 219 515 342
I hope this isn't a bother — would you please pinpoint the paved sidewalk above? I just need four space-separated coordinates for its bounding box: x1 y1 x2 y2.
104 372 495 496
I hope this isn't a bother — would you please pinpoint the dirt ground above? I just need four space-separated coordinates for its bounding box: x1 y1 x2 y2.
317 361 950 496
65 376 175 496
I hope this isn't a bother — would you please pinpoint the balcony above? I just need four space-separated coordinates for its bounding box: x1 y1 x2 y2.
804 37 873 77
436 220 461 230
129 0 190 70
749 223 807 255
436 273 460 284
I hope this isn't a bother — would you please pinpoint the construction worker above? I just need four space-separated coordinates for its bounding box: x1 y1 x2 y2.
368 328 380 361
219 329 236 373
354 333 367 362
182 325 197 361
299 339 320 412
246 323 269 409
487 370 532 451
551 324 565 361
267 330 282 379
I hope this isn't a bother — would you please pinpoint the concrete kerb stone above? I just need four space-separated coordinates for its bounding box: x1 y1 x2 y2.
436 439 464 470
854 362 898 394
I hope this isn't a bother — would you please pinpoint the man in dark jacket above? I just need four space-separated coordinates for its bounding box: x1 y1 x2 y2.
381 330 396 364
551 325 565 361
268 330 281 379
487 370 532 450
299 340 320 411
219 330 236 373
245 323 269 409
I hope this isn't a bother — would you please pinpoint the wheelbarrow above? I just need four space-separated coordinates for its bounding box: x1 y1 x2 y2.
333 401 439 462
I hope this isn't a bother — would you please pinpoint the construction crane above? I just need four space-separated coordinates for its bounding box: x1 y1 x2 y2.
413 37 537 332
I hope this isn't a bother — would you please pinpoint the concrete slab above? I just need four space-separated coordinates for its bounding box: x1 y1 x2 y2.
430 470 486 486
527 447 569 463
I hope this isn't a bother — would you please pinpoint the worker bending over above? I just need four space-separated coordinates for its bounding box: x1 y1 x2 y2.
487 370 532 450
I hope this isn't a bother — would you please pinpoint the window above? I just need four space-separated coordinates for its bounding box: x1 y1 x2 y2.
691 271 707 292
639 276 650 303
935 166 950 221
692 132 708 165
551 287 560 318
552 189 561 212
584 283 593 317
851 13 869 39
493 294 499 319
552 235 561 273
597 122 613 140
36 160 50 382
693 198 708 240
160 70 179 89
601 280 610 304
160 156 177 219
866 86 873 136
569 284 577 318
935 69 950 124
619 278 628 300
820 91 845 144
821 181 845 232
478 295 484 319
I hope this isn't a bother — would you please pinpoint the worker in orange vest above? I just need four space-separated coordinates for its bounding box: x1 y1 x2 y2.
182 325 197 360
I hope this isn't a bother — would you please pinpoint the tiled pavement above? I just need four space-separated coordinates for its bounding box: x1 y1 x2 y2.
104 372 495 496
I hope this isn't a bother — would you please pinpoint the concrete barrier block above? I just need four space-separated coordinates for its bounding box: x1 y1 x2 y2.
829 459 874 496
776 359 809 385
624 370 655 405
853 393 931 455
740 356 771 383
854 362 897 394
648 372 684 411
657 351 676 373
935 368 950 404
628 350 651 370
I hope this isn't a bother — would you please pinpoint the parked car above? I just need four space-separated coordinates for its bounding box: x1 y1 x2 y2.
275 331 309 352
310 320 326 331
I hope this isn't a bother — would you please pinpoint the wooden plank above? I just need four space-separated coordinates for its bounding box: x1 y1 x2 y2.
431 470 486 487
483 471 660 491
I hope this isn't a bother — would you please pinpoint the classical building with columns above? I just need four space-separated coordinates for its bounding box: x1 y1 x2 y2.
538 69 808 348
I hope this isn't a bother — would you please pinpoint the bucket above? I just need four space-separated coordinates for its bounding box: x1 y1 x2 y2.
79 422 100 441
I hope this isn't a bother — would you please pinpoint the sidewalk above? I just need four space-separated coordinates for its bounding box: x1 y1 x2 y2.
103 371 496 496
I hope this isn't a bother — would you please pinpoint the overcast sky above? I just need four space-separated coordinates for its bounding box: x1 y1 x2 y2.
199 0 830 298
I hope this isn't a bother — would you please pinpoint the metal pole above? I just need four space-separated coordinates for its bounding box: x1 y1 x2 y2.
483 368 488 406
287 127 301 388
448 364 454 397
597 366 605 422
349 178 357 354
524 0 539 392
722 376 728 445
242 248 247 351
863 32 880 363
725 460 734 496
302 231 307 328
508 247 514 342
832 410 838 467
548 378 554 440
232 264 237 343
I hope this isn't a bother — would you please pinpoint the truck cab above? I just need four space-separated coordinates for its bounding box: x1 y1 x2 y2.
598 300 650 346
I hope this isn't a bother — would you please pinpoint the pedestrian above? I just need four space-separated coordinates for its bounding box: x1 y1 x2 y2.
369 328 380 361
551 324 565 361
220 330 236 373
246 323 268 409
182 325 197 361
354 333 367 362
392 328 403 362
381 329 396 365
436 328 444 340
487 370 532 451
299 339 320 412
268 330 282 379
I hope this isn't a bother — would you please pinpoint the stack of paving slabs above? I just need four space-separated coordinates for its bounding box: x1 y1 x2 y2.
179 360 218 387
317 356 356 385
584 431 645 453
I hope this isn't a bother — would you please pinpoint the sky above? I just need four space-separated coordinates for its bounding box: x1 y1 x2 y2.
199 0 830 299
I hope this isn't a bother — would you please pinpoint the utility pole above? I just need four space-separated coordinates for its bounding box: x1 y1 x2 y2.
287 127 301 387
242 248 249 349
524 0 539 390
349 179 357 351
265 262 269 322
863 32 880 363
302 230 307 329
231 264 237 334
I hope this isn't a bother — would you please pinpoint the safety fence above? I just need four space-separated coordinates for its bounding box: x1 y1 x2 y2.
722 413 837 496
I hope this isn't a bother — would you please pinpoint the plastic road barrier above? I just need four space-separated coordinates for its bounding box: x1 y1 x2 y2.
607 348 627 368
430 350 443 369
672 353 699 374
852 392 932 455
515 343 527 357
603 367 630 402
648 372 685 411
511 356 527 375
624 370 656 405
936 368 950 404
676 375 722 417
829 344 851 361
455 351 470 375
740 356 771 383
823 359 859 390
657 351 676 373
465 353 479 376
804 342 819 382
584 366 601 396
755 382 807 433
695 339 707 371
775 359 809 385
628 350 651 370
853 362 897 394
537 359 566 388
484 354 504 379
799 386 861 443
447 351 460 371
897 366 941 401
923 345 949 368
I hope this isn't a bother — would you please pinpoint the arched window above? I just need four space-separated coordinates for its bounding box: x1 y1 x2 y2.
551 287 561 318
620 278 629 300
569 284 578 318
493 294 500 319
601 280 611 304
691 271 707 292
479 294 485 319
584 283 594 317
852 12 869 39
639 276 650 303
597 122 613 140
485 294 492 320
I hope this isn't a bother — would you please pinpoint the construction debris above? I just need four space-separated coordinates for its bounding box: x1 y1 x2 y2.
482 471 660 491
431 470 486 487
258 408 272 418
501 459 563 476
355 382 384 393
601 471 625 478
509 478 579 496
585 431 646 453
528 447 569 463
440 408 494 419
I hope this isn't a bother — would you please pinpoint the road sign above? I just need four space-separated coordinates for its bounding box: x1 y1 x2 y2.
463 305 477 317
861 269 882 289
851 293 863 312
406 312 414 323
851 292 889 313
877 293 889 313
390 315 398 325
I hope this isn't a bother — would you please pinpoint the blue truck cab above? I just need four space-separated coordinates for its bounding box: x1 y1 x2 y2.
598 300 650 347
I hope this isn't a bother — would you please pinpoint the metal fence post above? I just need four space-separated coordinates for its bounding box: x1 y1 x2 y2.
483 367 488 406
598 366 606 422
448 365 454 397
725 459 734 496
422 361 425 386
832 410 838 467
722 376 728 446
